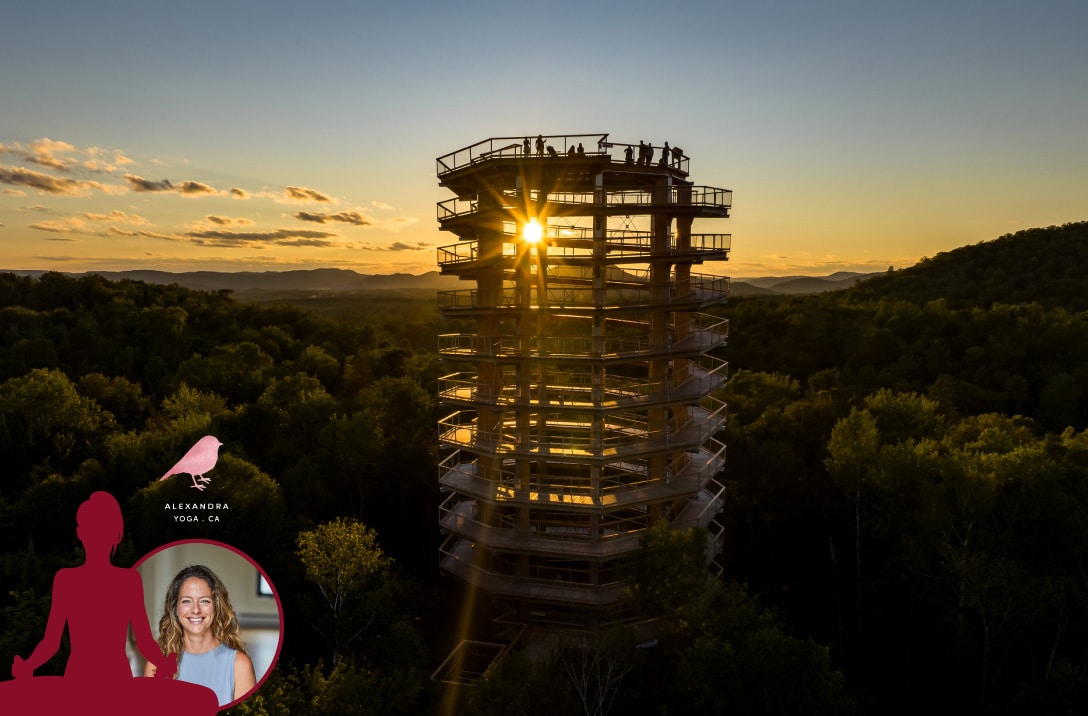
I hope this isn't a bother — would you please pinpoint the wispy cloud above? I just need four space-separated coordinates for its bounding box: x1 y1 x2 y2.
186 227 341 248
106 228 181 242
284 186 333 203
296 209 418 231
295 210 373 226
84 210 149 225
177 180 218 196
229 187 249 199
28 210 148 234
29 218 89 234
1 164 118 196
21 138 77 172
124 174 174 193
357 240 432 252
204 215 255 226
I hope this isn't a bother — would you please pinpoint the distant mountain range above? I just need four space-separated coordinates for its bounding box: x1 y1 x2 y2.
3 268 878 296
3 268 462 293
730 272 878 296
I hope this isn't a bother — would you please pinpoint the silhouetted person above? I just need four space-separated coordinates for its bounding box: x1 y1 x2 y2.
535 135 545 156
625 145 634 164
637 140 647 165
660 141 670 166
523 137 531 156
577 142 585 155
547 145 559 157
1 491 218 715
568 145 577 156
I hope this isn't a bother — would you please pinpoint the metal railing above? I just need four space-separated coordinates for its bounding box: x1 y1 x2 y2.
436 134 612 176
435 135 694 177
437 398 726 458
438 186 732 223
436 272 729 311
436 232 731 269
437 355 727 409
436 312 728 359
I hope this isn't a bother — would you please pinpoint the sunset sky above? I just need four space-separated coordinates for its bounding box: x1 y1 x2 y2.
2 0 1085 278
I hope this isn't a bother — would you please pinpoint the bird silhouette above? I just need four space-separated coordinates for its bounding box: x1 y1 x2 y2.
160 436 223 490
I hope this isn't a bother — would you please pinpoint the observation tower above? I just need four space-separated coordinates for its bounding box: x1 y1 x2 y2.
435 134 731 630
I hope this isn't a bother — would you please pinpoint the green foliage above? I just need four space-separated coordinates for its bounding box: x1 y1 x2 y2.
466 651 580 716
624 519 708 616
850 222 1088 310
227 658 425 716
0 368 115 491
296 517 397 663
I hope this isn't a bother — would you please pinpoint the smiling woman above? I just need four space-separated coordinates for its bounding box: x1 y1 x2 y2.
144 565 257 707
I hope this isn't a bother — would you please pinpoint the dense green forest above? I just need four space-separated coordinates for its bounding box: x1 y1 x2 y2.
3 221 1088 714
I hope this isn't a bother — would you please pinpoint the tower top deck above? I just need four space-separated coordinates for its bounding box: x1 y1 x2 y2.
436 133 694 186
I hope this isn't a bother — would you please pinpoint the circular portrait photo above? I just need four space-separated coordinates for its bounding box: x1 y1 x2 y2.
133 540 283 709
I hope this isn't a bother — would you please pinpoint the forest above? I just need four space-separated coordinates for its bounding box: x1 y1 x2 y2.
2 220 1088 714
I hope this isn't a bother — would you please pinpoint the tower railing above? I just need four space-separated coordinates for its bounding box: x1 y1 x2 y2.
437 233 731 269
437 186 732 223
436 134 611 175
436 273 729 312
437 313 728 359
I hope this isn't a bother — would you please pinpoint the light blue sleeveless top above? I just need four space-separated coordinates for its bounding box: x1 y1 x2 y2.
178 643 236 706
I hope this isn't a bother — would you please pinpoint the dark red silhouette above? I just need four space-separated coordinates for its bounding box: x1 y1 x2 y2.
0 491 219 715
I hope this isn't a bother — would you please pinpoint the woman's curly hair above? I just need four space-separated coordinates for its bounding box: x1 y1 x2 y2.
156 564 247 664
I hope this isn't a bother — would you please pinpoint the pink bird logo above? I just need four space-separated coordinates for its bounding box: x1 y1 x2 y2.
160 435 224 491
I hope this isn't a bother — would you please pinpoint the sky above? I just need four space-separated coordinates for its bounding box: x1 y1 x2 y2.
1 0 1085 279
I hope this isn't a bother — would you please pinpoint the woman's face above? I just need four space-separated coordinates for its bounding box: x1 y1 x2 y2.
176 576 215 640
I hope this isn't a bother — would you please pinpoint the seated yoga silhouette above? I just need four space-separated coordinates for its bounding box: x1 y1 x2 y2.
0 491 219 715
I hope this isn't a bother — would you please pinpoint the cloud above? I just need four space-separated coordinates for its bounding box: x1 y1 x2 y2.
22 138 77 172
124 174 174 192
29 213 147 234
294 209 418 231
203 215 255 226
186 228 340 248
3 188 27 197
295 210 373 226
358 240 432 252
2 138 136 176
83 210 149 225
284 186 333 203
106 228 180 242
178 180 217 196
81 146 135 173
29 218 88 234
229 187 249 199
371 201 394 210
1 164 112 196
125 174 222 197
44 237 77 242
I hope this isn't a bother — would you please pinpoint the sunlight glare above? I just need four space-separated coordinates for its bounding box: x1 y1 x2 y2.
523 218 543 243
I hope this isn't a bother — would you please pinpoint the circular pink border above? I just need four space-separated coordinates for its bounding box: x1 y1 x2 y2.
135 539 284 711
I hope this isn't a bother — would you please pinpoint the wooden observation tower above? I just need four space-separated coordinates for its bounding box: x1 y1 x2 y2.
435 133 731 630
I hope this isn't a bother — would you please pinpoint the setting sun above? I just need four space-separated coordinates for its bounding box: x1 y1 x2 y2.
522 217 543 244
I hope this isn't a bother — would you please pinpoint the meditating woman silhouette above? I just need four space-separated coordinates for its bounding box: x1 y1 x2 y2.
0 491 218 715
